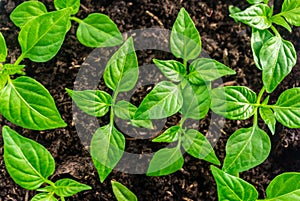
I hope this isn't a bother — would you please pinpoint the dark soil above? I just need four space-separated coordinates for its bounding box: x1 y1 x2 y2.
1 0 300 201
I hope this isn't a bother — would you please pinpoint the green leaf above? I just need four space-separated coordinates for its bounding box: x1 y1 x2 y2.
170 7 201 61
0 32 7 62
259 107 276 135
54 178 91 197
54 0 80 15
10 1 48 28
265 172 300 200
273 88 300 128
153 59 186 82
211 166 258 201
111 181 138 201
189 58 235 84
66 88 111 117
251 28 273 70
180 82 210 120
76 13 123 47
2 64 26 75
91 125 125 183
0 76 66 130
247 0 266 4
182 129 220 165
134 81 183 120
152 126 181 143
271 15 292 32
230 4 273 29
18 9 71 62
281 0 300 26
260 36 296 93
3 126 55 190
104 37 138 92
210 86 257 120
223 126 271 174
147 147 183 176
31 193 58 201
229 5 242 16
0 71 8 90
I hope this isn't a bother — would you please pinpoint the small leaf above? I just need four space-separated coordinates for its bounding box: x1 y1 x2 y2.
152 126 181 143
170 8 201 61
247 0 266 4
147 147 184 176
273 88 300 128
134 81 183 120
91 125 125 183
111 181 138 201
10 1 47 28
3 64 26 75
31 193 58 201
54 178 91 197
223 126 271 174
153 59 186 82
271 15 292 32
211 166 258 201
189 58 235 84
260 36 296 93
18 9 71 62
3 126 55 190
182 129 220 165
104 37 138 92
76 13 123 47
54 0 80 15
230 4 273 29
281 0 300 26
0 32 8 62
66 88 112 117
259 107 276 135
210 86 257 120
229 5 242 16
0 76 66 130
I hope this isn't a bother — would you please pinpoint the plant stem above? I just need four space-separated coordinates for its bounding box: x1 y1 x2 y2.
253 87 266 126
270 25 281 37
14 54 25 66
110 90 119 126
61 196 66 201
70 16 83 24
44 179 56 188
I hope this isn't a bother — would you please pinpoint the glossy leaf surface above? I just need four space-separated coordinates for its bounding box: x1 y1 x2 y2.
0 32 7 62
281 0 300 26
112 181 138 201
153 59 186 82
54 178 91 197
152 126 181 143
31 193 58 201
54 0 80 15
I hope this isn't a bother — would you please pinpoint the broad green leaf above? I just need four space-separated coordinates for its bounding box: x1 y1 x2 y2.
170 8 201 61
210 86 257 120
18 9 71 62
3 126 55 190
10 1 47 28
251 28 273 70
189 58 235 84
153 59 186 82
76 13 123 47
180 82 210 120
112 181 138 201
152 126 181 143
273 88 300 128
31 193 58 201
134 81 183 120
223 126 271 174
104 37 138 92
66 88 111 117
147 147 184 176
265 172 300 200
211 166 258 201
182 129 220 165
0 32 7 62
54 178 91 197
247 0 266 4
260 36 296 93
271 15 292 32
230 4 273 29
91 125 125 183
259 107 276 135
54 0 80 15
0 76 67 130
281 0 300 26
0 71 8 90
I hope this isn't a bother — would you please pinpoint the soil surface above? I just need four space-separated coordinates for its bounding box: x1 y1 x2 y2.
1 0 300 201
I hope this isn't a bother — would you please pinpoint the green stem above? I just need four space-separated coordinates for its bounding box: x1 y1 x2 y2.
270 25 281 37
70 16 83 24
110 90 119 126
44 179 56 188
14 53 25 66
61 196 66 201
253 87 266 126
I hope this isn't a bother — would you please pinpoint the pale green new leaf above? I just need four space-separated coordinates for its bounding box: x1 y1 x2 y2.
3 126 55 190
170 8 201 61
31 193 58 201
153 59 186 82
104 37 138 92
247 0 266 4
76 13 123 47
0 32 7 62
152 126 181 143
112 181 138 201
0 76 67 130
54 178 91 197
260 36 296 93
182 129 220 165
211 166 258 201
66 88 111 117
147 147 184 176
223 126 271 174
134 81 183 120
271 15 292 32
54 0 80 15
281 0 300 26
210 86 257 120
91 125 125 183
10 1 47 28
259 107 276 135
